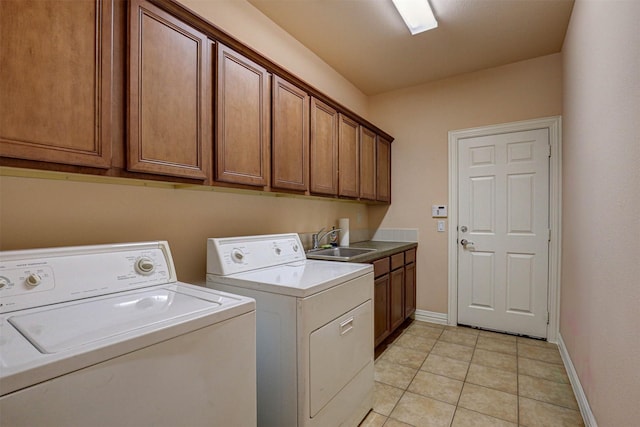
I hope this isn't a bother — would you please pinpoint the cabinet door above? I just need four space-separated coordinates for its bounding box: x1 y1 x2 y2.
309 98 338 195
377 136 391 203
374 274 391 347
0 0 112 168
128 0 211 180
390 267 405 330
338 114 359 198
216 44 270 187
272 76 309 191
359 126 377 200
405 262 416 318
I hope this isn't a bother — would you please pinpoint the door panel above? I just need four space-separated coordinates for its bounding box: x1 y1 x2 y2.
458 129 549 338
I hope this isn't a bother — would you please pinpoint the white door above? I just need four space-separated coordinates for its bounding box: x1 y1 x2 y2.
457 129 549 338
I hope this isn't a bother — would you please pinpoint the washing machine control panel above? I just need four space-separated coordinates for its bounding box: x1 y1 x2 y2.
207 233 305 275
0 241 177 314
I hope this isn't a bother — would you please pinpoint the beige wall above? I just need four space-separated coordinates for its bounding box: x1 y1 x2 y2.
0 175 369 283
0 0 372 283
368 54 563 314
561 0 640 424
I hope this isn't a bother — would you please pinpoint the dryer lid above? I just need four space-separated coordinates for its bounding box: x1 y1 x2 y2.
8 287 220 354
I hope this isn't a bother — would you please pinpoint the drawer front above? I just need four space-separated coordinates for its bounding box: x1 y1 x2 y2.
391 253 404 270
405 248 416 264
372 257 390 277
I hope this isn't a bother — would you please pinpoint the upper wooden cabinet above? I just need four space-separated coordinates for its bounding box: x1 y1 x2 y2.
359 126 377 201
338 114 360 198
216 44 270 187
376 136 391 203
128 0 211 181
272 76 309 191
0 0 113 168
310 98 339 196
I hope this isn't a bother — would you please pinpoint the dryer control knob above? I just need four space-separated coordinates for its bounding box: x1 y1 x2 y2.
135 257 155 275
25 273 42 287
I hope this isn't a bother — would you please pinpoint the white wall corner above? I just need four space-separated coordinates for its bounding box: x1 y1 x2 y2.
557 333 598 427
414 309 448 325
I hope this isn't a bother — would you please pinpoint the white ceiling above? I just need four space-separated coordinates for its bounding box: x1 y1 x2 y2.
247 0 574 95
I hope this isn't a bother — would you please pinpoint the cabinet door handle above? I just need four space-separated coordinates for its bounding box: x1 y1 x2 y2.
340 317 354 335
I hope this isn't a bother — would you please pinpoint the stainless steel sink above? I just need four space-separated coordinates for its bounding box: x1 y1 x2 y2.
306 247 376 261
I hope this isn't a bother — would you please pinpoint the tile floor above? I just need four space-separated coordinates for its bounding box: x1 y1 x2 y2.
361 320 584 427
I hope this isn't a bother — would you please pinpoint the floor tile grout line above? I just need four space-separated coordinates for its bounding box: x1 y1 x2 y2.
373 322 581 427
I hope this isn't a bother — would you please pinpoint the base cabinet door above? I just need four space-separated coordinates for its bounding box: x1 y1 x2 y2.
390 267 405 331
128 0 211 180
374 274 390 347
404 262 416 318
0 0 113 168
216 44 270 187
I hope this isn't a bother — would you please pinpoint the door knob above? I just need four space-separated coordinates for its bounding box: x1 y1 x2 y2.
460 239 475 247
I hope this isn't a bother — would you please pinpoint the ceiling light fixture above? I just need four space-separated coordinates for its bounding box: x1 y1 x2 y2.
391 0 438 35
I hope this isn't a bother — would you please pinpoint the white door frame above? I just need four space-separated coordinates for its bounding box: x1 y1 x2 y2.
448 116 562 343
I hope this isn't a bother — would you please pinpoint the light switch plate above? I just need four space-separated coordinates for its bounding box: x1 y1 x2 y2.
437 220 446 232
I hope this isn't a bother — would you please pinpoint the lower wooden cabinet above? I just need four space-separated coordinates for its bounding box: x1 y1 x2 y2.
404 261 416 318
372 247 418 347
390 267 405 331
374 275 391 347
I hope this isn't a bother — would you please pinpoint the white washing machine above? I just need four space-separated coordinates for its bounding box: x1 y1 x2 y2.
206 233 374 427
0 241 256 427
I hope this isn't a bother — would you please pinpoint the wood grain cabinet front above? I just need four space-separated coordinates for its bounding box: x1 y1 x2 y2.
309 98 339 195
371 247 417 348
216 44 270 187
0 0 113 168
128 0 212 181
337 114 360 198
359 126 377 201
377 136 391 203
272 76 309 191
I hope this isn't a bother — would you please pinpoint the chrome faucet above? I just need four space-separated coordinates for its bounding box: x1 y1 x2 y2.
312 227 342 249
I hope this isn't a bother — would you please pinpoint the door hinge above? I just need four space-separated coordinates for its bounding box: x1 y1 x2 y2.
548 144 552 158
546 312 550 325
548 229 551 242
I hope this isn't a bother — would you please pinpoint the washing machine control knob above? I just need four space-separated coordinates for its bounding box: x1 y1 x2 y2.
231 249 245 263
25 273 42 287
0 276 10 289
135 257 155 275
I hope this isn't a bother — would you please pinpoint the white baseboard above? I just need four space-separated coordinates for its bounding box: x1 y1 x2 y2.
414 309 448 325
558 333 597 427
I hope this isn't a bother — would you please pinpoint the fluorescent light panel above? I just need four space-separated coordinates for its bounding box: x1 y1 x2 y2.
392 0 438 35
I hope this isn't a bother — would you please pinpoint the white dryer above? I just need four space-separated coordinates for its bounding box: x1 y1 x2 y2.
206 233 374 427
0 241 256 427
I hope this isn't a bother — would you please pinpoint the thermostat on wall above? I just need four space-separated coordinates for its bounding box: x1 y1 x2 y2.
432 205 447 218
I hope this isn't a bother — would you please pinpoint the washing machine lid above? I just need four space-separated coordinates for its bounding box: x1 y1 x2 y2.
209 259 372 297
8 287 222 354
